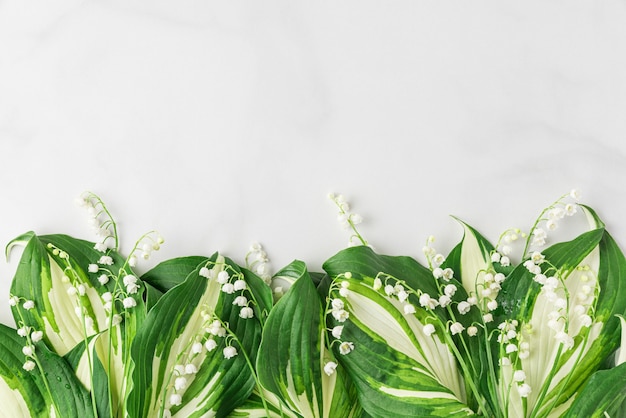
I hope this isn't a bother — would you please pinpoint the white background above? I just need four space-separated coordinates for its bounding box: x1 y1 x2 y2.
1 1 626 325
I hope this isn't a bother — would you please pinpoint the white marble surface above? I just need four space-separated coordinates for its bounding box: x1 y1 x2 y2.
2 1 626 325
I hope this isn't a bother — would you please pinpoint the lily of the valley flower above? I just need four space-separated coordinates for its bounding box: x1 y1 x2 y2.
223 346 238 359
324 361 338 376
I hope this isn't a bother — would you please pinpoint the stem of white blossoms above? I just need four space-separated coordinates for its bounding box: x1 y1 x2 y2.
10 296 63 417
521 189 581 259
329 193 368 247
76 191 120 252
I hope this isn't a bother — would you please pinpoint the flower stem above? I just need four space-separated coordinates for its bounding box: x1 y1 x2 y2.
223 324 271 417
442 331 493 416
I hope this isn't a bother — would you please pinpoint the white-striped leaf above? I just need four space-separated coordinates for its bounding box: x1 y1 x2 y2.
256 260 361 418
127 254 270 417
0 322 95 417
446 218 496 296
323 246 474 417
228 388 301 418
7 232 143 417
496 207 626 417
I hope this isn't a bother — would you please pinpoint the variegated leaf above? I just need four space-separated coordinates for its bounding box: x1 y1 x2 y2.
7 232 144 417
446 218 495 296
0 323 95 418
127 254 270 417
256 260 361 418
228 388 301 418
323 246 475 417
496 207 626 417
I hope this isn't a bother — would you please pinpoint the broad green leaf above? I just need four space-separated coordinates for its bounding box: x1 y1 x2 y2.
141 256 209 293
495 208 626 417
561 362 626 418
140 256 212 311
228 388 300 418
0 323 95 417
241 267 274 324
446 218 495 296
323 246 474 417
257 260 361 418
7 232 145 417
144 282 165 311
443 220 500 414
127 254 266 417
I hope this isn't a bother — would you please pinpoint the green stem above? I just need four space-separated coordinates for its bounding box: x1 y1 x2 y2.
78 306 99 418
106 308 116 418
33 354 62 418
442 331 493 416
541 331 591 417
89 192 119 250
482 328 502 418
522 193 569 258
528 345 564 418
15 307 63 418
223 323 271 418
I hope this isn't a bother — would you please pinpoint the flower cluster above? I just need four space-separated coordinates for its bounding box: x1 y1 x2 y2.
159 262 261 415
245 242 272 285
423 240 498 337
199 263 256 320
324 276 355 375
491 189 581 265
76 191 119 252
89 234 165 326
8 295 41 372
42 242 104 334
522 250 597 350
329 193 367 247
165 352 202 410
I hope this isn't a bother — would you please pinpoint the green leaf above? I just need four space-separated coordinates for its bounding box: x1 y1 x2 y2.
323 246 474 417
241 267 274 324
0 323 95 417
144 282 165 311
446 218 495 296
561 362 626 418
257 260 360 418
8 233 145 354
7 232 145 417
495 208 626 417
228 388 300 418
141 256 208 293
127 254 264 417
442 220 499 413
141 256 209 310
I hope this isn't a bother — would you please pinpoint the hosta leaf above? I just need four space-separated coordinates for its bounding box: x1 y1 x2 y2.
0 323 95 417
141 256 213 311
323 246 474 417
443 220 500 413
561 362 626 418
257 260 360 418
127 254 266 417
446 218 495 296
7 232 144 417
495 207 626 417
141 256 209 293
228 388 300 418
